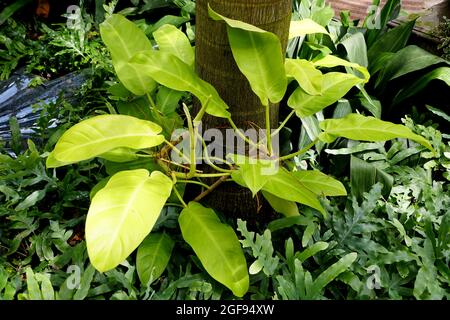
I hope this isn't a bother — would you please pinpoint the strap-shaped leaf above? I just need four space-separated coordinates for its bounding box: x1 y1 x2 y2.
292 170 347 197
137 232 175 285
86 170 173 272
131 50 230 118
319 113 433 151
50 115 164 163
288 72 363 118
208 5 287 106
179 202 249 297
289 19 329 39
100 14 157 95
153 24 194 67
285 59 323 96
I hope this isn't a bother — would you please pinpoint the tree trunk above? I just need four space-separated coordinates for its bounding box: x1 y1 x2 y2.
193 0 292 219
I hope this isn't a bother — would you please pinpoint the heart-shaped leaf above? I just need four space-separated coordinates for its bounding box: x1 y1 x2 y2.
86 170 173 272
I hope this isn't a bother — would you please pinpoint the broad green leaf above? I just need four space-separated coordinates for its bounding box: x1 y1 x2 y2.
90 177 111 200
285 59 323 95
319 113 433 151
288 72 363 117
50 115 164 164
392 67 450 106
229 157 324 215
367 19 415 63
292 170 347 197
350 156 393 200
179 202 249 297
104 158 162 176
153 24 194 67
289 19 329 39
156 86 184 115
117 97 154 121
100 14 157 95
98 147 139 163
131 50 230 118
146 15 190 35
230 158 274 196
313 55 370 82
137 233 175 285
311 252 357 297
297 242 329 262
86 170 173 272
263 169 325 216
376 45 448 86
208 5 287 106
261 191 299 217
338 32 368 67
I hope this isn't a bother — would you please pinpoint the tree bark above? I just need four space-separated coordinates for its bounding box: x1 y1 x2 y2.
193 0 292 219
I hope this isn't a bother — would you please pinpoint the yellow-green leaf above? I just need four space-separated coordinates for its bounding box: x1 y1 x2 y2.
313 55 370 82
86 170 172 272
285 59 323 96
292 170 347 197
208 5 287 106
100 14 157 95
50 115 164 164
289 19 329 39
179 202 249 297
288 72 363 117
319 113 433 151
153 24 194 67
131 50 230 118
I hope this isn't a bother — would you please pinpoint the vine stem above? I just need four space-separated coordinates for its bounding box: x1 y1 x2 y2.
177 179 211 190
265 104 273 155
278 138 318 161
227 117 261 149
183 104 197 178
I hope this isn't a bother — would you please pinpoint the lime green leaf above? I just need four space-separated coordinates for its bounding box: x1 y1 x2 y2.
231 161 325 216
262 169 325 216
261 191 299 217
319 113 433 151
313 54 370 82
153 24 194 67
178 202 249 297
311 252 357 297
289 19 329 39
288 72 363 118
137 233 175 285
230 158 273 196
131 50 230 118
100 14 157 95
285 59 323 95
208 5 287 106
50 115 164 164
292 170 347 197
86 170 172 272
98 147 139 163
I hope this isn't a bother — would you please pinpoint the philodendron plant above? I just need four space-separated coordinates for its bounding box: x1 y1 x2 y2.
46 7 433 298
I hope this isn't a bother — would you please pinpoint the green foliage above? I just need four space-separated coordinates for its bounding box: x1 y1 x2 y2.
237 219 280 276
179 202 249 297
209 5 287 106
